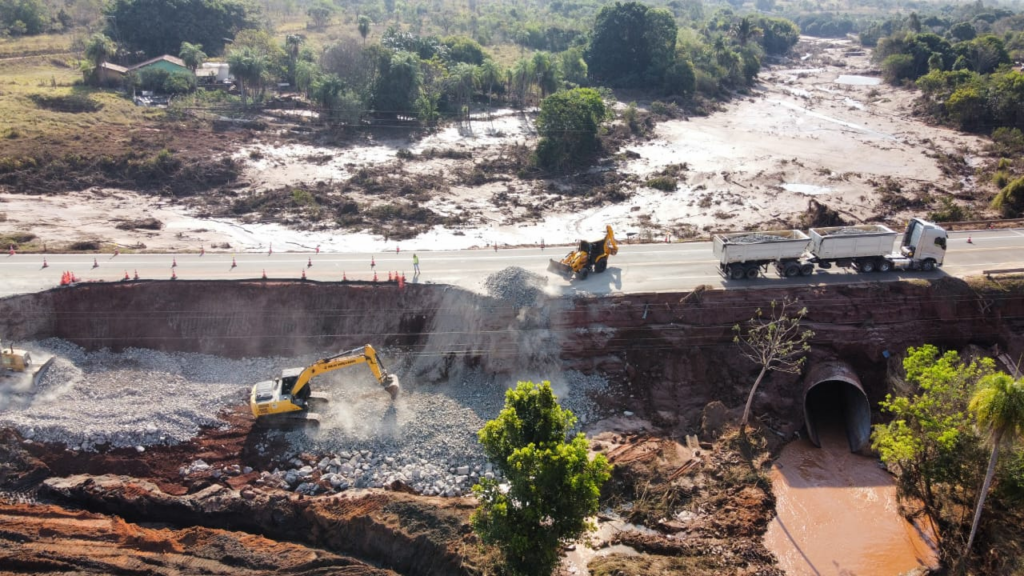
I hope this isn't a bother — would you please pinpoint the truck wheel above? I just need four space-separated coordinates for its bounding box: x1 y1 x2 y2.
922 259 936 272
878 259 893 273
730 265 745 280
858 259 876 273
595 258 608 273
784 263 801 277
745 266 760 280
801 263 815 276
577 267 589 280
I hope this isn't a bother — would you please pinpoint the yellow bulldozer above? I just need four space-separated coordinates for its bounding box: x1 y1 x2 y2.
250 344 400 427
1 340 32 373
548 225 619 280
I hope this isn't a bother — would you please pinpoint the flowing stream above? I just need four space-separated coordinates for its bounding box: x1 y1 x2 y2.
763 391 939 575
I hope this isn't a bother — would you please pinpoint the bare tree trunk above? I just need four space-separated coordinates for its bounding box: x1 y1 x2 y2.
965 427 1004 558
741 365 768 434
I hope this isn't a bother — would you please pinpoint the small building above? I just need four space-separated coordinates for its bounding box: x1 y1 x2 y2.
127 55 191 76
96 62 128 85
197 61 232 84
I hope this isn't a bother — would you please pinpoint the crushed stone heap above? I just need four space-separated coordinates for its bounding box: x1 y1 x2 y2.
482 266 548 307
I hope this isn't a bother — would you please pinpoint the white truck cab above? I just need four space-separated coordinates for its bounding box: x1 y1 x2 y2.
900 218 947 270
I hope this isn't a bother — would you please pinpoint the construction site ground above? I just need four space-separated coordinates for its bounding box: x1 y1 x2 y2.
2 277 1022 574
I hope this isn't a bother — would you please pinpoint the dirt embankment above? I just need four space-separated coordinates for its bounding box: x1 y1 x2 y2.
2 279 1023 574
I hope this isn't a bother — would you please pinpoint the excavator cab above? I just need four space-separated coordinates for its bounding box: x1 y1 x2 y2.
250 344 400 427
1 340 32 373
548 225 618 280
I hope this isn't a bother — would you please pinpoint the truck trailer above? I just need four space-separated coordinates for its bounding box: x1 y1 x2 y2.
714 218 948 279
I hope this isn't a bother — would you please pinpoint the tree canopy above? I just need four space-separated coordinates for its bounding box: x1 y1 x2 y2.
586 1 677 89
105 0 261 57
533 87 607 172
473 381 610 575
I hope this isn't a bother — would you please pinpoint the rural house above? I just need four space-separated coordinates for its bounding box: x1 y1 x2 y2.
128 55 190 75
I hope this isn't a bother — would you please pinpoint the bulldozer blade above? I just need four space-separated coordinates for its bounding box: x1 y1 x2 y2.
547 259 573 278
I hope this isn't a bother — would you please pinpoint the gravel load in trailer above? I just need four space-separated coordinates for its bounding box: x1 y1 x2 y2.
713 229 812 280
809 225 898 260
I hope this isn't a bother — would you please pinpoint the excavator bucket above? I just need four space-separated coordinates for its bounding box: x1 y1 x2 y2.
383 375 401 400
548 258 574 278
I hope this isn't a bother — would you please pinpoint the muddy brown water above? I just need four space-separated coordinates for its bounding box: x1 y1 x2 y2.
764 384 939 575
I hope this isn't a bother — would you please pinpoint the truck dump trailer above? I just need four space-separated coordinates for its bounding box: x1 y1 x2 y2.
714 218 948 279
713 229 813 280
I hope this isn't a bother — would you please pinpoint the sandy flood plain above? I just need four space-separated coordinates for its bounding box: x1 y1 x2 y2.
0 38 991 253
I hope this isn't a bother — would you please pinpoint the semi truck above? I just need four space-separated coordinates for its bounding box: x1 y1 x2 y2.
713 218 948 280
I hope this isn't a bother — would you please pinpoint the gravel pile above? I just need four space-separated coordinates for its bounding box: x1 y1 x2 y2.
818 226 883 236
482 266 548 307
0 338 265 451
232 367 611 498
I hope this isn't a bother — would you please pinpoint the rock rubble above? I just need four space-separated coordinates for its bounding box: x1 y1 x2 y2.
482 266 548 307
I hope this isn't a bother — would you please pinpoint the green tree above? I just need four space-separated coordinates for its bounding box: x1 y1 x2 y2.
871 345 993 558
586 1 677 88
84 32 116 70
178 41 206 73
476 58 503 107
0 0 49 35
534 87 607 172
964 373 1024 557
306 0 333 29
227 46 268 107
473 381 611 575
732 298 813 434
105 0 260 57
992 175 1024 218
370 49 421 116
357 15 371 44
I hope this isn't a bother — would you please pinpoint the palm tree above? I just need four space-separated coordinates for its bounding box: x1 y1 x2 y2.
358 16 371 45
475 59 502 109
179 42 206 73
964 372 1024 557
84 33 116 69
732 17 761 46
227 47 268 107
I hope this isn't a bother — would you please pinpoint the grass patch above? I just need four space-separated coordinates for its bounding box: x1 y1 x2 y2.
29 93 103 113
646 175 677 191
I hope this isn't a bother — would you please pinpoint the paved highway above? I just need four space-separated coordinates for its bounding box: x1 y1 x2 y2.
2 229 1023 298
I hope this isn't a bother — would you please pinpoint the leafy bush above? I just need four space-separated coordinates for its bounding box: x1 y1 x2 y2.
646 176 677 191
992 175 1024 217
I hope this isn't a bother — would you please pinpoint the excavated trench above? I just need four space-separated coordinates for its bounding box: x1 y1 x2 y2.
1 278 1023 573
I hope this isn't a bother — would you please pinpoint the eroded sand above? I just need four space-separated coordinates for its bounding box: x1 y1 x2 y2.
0 38 987 252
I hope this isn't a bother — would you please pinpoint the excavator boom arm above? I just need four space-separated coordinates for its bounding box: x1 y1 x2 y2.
288 345 389 398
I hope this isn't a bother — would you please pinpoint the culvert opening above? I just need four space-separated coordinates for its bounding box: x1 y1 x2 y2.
802 361 872 452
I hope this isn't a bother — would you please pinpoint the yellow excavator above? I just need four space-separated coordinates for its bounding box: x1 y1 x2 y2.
1 339 32 373
548 225 619 280
250 344 400 426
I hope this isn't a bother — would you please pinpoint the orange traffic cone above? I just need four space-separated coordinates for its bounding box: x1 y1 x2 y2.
268 243 273 256
41 258 48 269
388 271 393 281
373 271 378 282
262 269 267 279
172 257 177 268
200 246 205 257
307 257 312 268
92 258 99 269
371 256 376 269
402 272 406 283
113 249 119 258
8 245 14 256
315 245 320 255
171 269 177 280
133 270 139 280
398 273 405 290
231 256 237 269
396 245 400 254
301 269 307 280
342 271 347 281
123 270 130 281
967 235 973 244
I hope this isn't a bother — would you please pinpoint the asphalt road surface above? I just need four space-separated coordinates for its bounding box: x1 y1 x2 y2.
2 229 1023 299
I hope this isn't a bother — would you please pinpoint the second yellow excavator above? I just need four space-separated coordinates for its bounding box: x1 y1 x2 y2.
250 344 400 426
548 225 619 280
